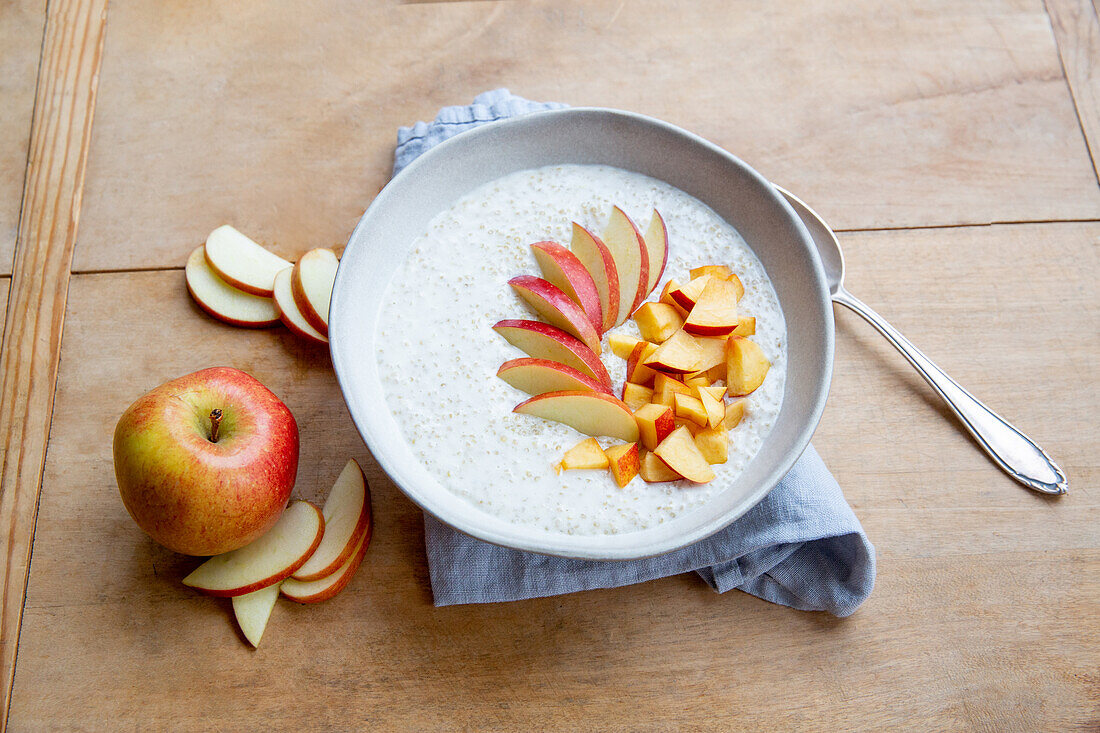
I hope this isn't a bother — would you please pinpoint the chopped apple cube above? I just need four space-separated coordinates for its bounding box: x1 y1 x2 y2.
673 393 709 427
622 382 655 411
703 385 727 401
626 341 660 386
560 437 610 471
726 337 771 396
609 334 644 360
723 399 746 429
668 275 712 311
659 279 689 317
633 302 684 343
684 374 710 388
654 426 715 483
634 403 675 451
731 316 756 337
727 273 745 301
694 426 729 464
605 442 641 487
693 336 728 372
639 449 682 483
643 329 704 375
684 277 740 337
654 372 692 400
676 418 705 436
694 385 725 428
705 364 726 383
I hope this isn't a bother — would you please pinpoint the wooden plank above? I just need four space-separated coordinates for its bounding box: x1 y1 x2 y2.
0 0 108 725
1047 0 1100 181
71 0 1100 274
9 222 1097 729
0 1 48 275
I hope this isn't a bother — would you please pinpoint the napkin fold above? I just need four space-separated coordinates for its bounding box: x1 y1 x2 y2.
394 90 876 617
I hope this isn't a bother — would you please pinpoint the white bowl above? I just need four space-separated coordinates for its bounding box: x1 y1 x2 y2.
329 108 833 560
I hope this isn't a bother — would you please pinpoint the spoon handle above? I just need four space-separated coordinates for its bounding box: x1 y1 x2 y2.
832 287 1067 495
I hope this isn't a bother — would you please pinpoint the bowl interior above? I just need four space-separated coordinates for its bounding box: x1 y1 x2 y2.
330 108 833 560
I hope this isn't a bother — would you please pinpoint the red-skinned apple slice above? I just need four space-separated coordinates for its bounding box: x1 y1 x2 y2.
291 248 339 336
642 210 668 295
185 246 280 328
292 459 371 582
509 275 602 354
530 241 603 334
684 276 741 336
514 390 640 442
492 319 611 388
232 583 280 648
272 267 327 344
204 225 292 297
602 206 649 325
569 222 620 333
281 528 369 604
182 500 324 597
497 358 612 396
668 275 713 312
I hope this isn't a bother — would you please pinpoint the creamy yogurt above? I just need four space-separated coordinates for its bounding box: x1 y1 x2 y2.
376 165 786 535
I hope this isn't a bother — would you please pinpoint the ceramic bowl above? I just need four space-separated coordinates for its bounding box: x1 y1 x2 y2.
329 108 833 560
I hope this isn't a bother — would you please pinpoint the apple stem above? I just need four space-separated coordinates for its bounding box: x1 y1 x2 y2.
209 409 223 443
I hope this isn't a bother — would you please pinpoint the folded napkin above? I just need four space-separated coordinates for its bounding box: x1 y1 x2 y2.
394 89 876 617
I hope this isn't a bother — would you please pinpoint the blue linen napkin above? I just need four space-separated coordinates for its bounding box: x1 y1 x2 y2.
394 89 876 617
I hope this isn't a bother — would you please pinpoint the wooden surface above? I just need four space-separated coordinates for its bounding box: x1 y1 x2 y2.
1 1 1098 730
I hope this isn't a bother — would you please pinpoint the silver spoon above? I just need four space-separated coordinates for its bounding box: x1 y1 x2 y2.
776 186 1067 495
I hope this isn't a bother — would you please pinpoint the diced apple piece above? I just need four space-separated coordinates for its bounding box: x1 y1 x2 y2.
509 275 602 354
273 267 327 344
654 426 715 483
626 341 660 386
570 222 620 334
559 437 610 470
705 364 726 383
514 391 640 442
281 529 369 604
660 279 689 317
634 403 675 451
292 459 371 582
676 418 705 436
731 316 756 337
232 583 280 648
639 450 682 483
497 358 611 396
602 206 650 325
493 319 611 388
692 336 728 372
291 248 339 336
654 373 692 397
621 382 655 411
183 501 324 597
605 443 640 487
723 398 746 429
694 385 725 428
668 275 712 311
609 334 644 360
728 274 745 301
726 337 771 396
204 225 291 297
643 329 704 375
531 241 604 334
684 277 740 337
689 265 731 280
673 393 709 427
684 374 710 389
694 426 729 464
703 385 728 401
185 246 280 328
642 210 669 295
633 302 684 343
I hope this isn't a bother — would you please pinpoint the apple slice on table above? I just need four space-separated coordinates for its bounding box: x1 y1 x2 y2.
726 337 772 396
602 206 649 325
684 277 741 336
643 329 704 375
569 222 620 334
605 443 640 487
497 358 611 396
492 320 611 388
642 210 669 295
272 268 327 344
654 426 715 483
232 583 280 648
282 529 369 604
183 500 324 597
292 459 372 582
185 246 280 328
639 449 682 483
509 276 602 354
514 391 640 442
291 248 339 336
559 437 610 471
530 241 603 334
204 225 292 297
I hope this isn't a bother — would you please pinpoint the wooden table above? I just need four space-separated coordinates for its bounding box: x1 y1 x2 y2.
1 1 1097 729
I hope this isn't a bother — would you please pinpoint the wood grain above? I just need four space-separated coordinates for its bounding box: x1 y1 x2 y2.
0 0 107 725
70 0 1100 274
0 0 48 276
9 223 1097 730
1047 0 1100 181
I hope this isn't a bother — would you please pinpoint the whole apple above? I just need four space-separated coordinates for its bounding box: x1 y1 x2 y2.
113 367 299 556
